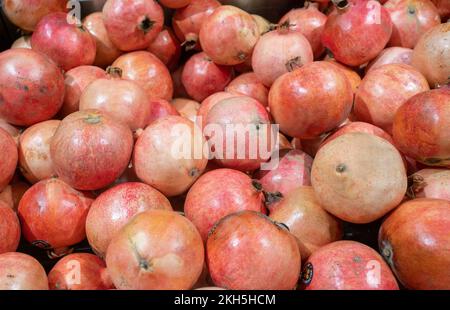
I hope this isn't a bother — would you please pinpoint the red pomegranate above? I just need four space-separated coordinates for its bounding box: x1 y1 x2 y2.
197 92 237 127
147 27 181 70
225 72 269 107
106 210 204 289
86 182 172 257
392 88 450 167
379 198 450 289
160 0 191 8
51 110 134 191
18 178 93 251
322 0 393 66
172 98 200 122
207 211 301 290
83 12 123 68
184 169 265 240
0 120 19 145
31 12 96 71
102 0 164 51
0 181 30 212
302 240 399 290
112 51 173 100
0 48 65 126
408 169 450 201
365 47 413 73
324 59 362 94
269 61 353 139
147 98 180 125
0 201 20 254
385 0 441 48
199 5 260 65
18 120 60 184
11 35 31 49
0 128 18 192
0 252 49 290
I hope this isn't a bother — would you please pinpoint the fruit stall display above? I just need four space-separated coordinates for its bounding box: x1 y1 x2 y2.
0 0 449 291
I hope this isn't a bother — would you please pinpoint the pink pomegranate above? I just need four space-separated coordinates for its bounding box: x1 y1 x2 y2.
0 128 18 192
197 92 237 127
0 119 20 144
0 201 20 254
147 98 180 125
148 27 181 70
0 252 49 290
225 72 269 107
365 47 413 73
407 169 450 201
172 98 200 122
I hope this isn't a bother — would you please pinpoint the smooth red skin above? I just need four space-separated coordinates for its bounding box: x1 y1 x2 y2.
225 72 269 107
279 6 327 59
185 169 265 241
83 12 123 68
379 199 450 289
0 128 18 192
182 52 234 102
0 201 20 254
199 6 260 66
18 178 93 250
324 59 362 94
0 49 65 126
86 182 172 257
252 30 313 87
102 0 164 52
11 36 31 49
197 92 237 128
303 240 398 290
354 64 430 134
148 27 181 71
172 66 189 98
0 119 20 144
106 210 205 290
160 0 191 8
18 120 60 184
322 0 393 66
269 61 353 139
207 211 301 290
147 98 180 125
172 98 200 122
61 65 107 118
409 169 450 201
31 13 96 71
50 110 134 191
0 252 49 290
385 0 441 48
431 0 450 19
365 47 413 74
393 88 450 167
112 51 173 100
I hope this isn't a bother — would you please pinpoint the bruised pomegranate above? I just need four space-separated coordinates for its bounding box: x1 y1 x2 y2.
302 241 399 290
0 128 18 192
225 72 269 107
197 92 237 127
365 47 413 73
0 252 49 290
379 198 450 289
207 211 301 290
51 110 134 191
0 201 20 254
184 169 265 240
11 36 31 49
172 98 200 122
147 27 181 70
106 210 204 289
408 169 450 201
147 98 180 125
0 49 65 126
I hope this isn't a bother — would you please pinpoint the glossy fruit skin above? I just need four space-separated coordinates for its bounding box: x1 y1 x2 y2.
51 110 134 191
365 47 413 73
31 12 96 71
225 72 269 107
0 49 65 126
269 61 353 139
392 88 450 167
354 64 430 133
197 92 237 127
112 51 174 100
385 0 441 48
302 241 399 290
182 52 234 102
324 59 362 95
322 0 393 66
185 169 265 240
172 98 200 122
0 128 18 192
0 201 20 254
379 198 450 289
148 27 181 71
102 0 164 52
106 210 204 290
18 120 60 184
86 182 172 258
408 169 450 201
199 5 260 65
0 252 49 290
207 211 301 290
147 98 180 125
18 178 93 250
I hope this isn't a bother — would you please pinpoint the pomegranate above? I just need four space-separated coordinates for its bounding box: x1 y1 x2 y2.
0 181 30 212
252 29 313 87
147 98 180 125
106 210 204 289
385 0 441 48
0 252 49 290
83 12 123 68
197 92 237 127
252 14 272 35
0 128 18 192
182 52 234 102
86 182 172 257
365 47 413 73
392 88 450 167
31 12 96 71
18 120 60 184
225 72 269 107
322 0 393 66
172 66 189 98
18 178 93 251
0 201 20 254
112 51 173 100
302 241 399 290
312 133 407 223
325 59 362 94
408 169 450 200
0 48 65 126
147 27 181 70
431 0 450 19
0 119 20 144
184 168 265 240
172 98 200 122
102 0 164 51
51 110 134 191
207 211 301 290
379 198 450 289
269 61 353 139
199 5 260 65
160 0 191 8
11 36 31 49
